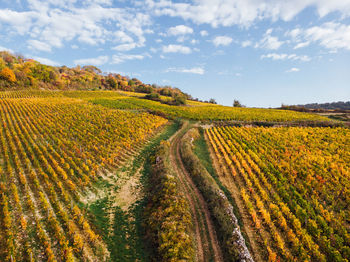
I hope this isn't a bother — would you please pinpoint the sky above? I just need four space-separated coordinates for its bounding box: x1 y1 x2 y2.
0 0 350 107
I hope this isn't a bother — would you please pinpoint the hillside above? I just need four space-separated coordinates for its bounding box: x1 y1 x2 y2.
281 101 350 112
295 101 350 110
0 51 190 100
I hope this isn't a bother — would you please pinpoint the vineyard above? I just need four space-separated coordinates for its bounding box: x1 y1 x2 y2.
206 126 350 261
0 89 347 262
92 97 329 122
0 94 167 261
0 90 331 122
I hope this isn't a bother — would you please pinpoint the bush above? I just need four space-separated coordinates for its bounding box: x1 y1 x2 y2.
0 67 16 82
144 142 194 261
145 92 161 101
172 94 187 105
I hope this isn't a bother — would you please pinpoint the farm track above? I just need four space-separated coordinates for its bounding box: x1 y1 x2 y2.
169 122 223 262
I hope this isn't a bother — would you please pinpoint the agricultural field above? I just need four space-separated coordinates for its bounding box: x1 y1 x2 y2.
0 93 167 261
0 90 348 262
0 90 330 122
91 96 329 122
206 126 350 261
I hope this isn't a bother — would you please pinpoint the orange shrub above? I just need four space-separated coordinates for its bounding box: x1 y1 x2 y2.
0 67 16 82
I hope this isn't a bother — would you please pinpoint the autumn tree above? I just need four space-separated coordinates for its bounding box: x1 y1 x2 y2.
0 67 16 82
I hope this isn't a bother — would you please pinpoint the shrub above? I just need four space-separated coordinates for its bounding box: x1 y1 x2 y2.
172 94 187 105
144 142 194 261
145 92 161 101
0 67 16 82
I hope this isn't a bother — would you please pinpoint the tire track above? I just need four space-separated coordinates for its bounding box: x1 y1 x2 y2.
169 122 223 262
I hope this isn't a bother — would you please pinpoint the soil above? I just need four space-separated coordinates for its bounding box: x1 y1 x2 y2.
168 122 224 262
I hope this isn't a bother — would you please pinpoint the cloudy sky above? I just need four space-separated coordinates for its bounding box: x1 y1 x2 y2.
0 0 350 107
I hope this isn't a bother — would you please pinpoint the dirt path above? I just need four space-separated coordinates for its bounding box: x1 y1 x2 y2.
204 133 264 262
168 122 224 262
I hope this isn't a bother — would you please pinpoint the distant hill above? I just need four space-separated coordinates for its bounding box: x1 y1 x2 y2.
280 101 350 112
0 51 190 99
295 101 350 110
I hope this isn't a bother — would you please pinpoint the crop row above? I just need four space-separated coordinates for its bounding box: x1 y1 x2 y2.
207 126 350 261
0 96 167 261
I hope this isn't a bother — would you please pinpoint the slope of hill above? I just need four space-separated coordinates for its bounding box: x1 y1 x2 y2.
0 90 332 123
0 51 189 100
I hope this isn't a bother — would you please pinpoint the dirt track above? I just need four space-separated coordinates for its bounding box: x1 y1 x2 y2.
168 122 223 262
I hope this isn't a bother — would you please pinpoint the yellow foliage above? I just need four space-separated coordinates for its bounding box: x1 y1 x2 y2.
0 67 16 82
119 80 128 86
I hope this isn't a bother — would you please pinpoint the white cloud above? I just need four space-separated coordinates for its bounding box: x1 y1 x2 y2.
0 9 34 34
28 39 52 52
113 30 134 43
0 46 14 53
200 30 208 36
112 43 137 51
31 55 60 66
286 28 302 40
241 40 252 47
111 54 144 64
256 29 284 50
74 55 109 65
212 36 233 47
166 67 205 75
294 41 310 49
286 67 300 73
287 22 350 51
261 53 311 62
0 1 152 53
71 44 79 49
176 35 188 43
146 0 350 28
304 22 350 50
167 25 193 36
162 44 192 54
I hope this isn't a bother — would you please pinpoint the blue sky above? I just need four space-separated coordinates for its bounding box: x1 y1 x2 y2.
0 0 349 107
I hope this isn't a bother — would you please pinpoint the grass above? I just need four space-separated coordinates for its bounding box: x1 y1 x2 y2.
86 121 181 261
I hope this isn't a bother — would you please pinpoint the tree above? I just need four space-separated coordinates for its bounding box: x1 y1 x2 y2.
119 80 128 87
0 67 16 82
209 98 217 104
106 76 118 89
172 94 187 105
145 92 160 101
82 65 102 74
128 79 135 86
233 99 243 107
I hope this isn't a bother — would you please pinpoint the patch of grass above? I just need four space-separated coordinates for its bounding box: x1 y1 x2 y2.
110 207 138 261
88 197 110 237
86 121 181 261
